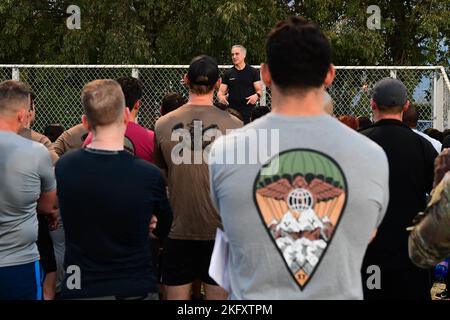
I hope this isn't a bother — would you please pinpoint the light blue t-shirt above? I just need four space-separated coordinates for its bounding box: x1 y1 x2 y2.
209 113 389 299
0 131 56 267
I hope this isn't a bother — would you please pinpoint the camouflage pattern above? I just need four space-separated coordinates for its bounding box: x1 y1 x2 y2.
409 171 450 268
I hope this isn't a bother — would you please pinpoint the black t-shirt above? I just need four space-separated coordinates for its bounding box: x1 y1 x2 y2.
56 148 172 299
222 64 260 114
360 119 437 269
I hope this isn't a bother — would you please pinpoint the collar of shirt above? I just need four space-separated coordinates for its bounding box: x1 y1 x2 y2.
368 118 411 130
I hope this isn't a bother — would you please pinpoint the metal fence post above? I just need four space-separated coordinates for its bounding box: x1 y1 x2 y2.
12 67 20 80
260 83 267 107
132 68 139 79
390 70 397 79
434 72 444 130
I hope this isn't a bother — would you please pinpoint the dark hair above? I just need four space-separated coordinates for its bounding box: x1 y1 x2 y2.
0 80 31 115
251 106 270 121
116 76 143 111
357 116 372 130
338 115 358 130
161 92 185 116
81 79 125 128
266 16 332 94
188 82 216 95
44 124 65 143
402 103 418 128
442 129 450 140
424 128 443 143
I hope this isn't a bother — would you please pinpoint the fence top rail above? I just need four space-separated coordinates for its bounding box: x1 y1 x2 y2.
0 64 445 70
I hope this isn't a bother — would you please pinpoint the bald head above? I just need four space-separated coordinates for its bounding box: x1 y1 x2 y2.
0 80 31 117
81 79 125 128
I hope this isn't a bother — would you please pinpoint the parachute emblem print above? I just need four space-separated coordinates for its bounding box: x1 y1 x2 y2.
253 149 348 290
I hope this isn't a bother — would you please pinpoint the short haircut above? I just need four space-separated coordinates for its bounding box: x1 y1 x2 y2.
402 103 418 128
266 16 332 94
232 45 247 56
188 82 215 95
442 129 450 140
0 80 31 116
161 92 185 116
424 128 443 143
116 76 143 111
81 79 125 128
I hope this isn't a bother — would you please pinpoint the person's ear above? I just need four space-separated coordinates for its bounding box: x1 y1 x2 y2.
183 74 189 87
81 115 91 131
215 78 222 90
124 107 130 125
17 109 27 128
261 63 271 88
371 100 377 111
323 64 335 88
133 100 140 112
403 100 410 113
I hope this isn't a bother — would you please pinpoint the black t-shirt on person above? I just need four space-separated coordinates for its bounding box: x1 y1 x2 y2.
222 64 260 122
360 119 437 269
55 148 172 299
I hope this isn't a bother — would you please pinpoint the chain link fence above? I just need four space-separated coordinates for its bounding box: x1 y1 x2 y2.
0 65 448 133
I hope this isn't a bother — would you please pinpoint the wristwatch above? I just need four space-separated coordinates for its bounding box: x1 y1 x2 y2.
256 93 261 98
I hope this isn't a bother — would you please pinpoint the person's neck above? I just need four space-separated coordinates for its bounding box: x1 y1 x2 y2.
187 93 214 106
0 119 19 133
86 126 125 151
374 113 402 122
128 107 138 123
270 87 327 116
235 62 246 70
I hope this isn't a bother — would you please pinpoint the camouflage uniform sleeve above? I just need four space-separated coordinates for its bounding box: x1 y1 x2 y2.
408 172 450 268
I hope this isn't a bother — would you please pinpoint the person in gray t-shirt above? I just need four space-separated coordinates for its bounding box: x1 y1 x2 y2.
208 17 389 299
0 80 57 300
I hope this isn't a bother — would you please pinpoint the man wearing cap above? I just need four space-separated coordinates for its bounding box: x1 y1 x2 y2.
154 55 242 300
218 45 262 124
360 77 437 300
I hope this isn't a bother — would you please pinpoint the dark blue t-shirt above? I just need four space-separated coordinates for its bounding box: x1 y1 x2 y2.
56 148 172 299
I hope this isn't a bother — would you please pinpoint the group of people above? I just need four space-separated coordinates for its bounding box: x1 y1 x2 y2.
1 16 449 300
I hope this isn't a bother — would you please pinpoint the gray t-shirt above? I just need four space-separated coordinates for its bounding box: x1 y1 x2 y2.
0 131 56 267
209 113 389 299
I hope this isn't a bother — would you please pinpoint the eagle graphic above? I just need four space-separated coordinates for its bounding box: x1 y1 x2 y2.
256 175 344 204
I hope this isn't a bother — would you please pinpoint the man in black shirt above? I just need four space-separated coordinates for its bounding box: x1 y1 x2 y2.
360 78 437 300
218 45 262 124
56 79 172 299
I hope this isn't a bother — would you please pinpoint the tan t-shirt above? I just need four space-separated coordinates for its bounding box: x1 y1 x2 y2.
51 123 89 157
154 104 243 240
